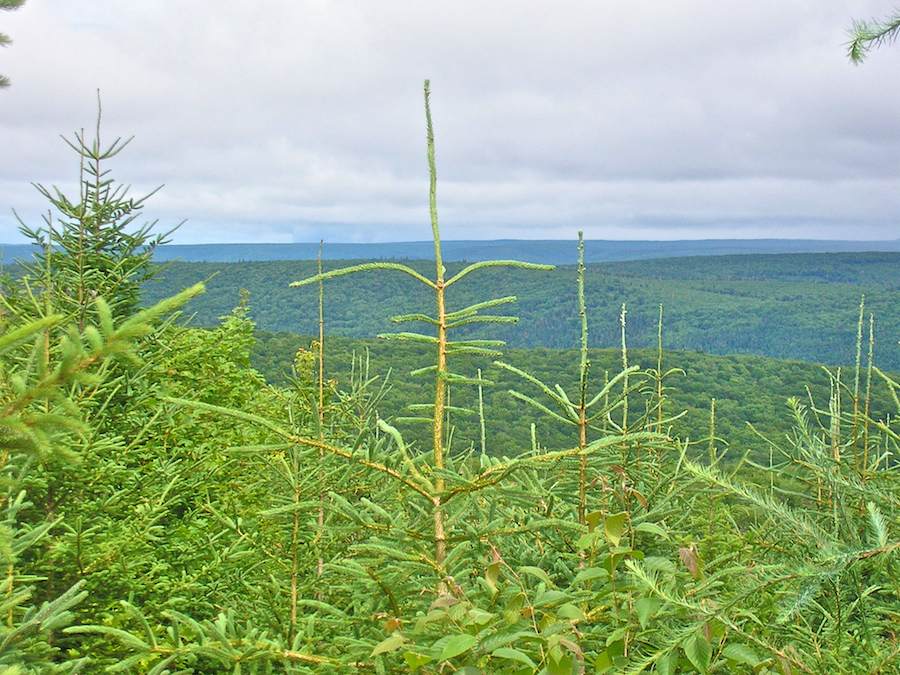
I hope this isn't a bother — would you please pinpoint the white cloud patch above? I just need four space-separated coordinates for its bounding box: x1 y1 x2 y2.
2 0 900 243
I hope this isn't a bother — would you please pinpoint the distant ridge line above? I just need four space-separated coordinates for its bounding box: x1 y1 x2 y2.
152 239 900 265
2 239 900 266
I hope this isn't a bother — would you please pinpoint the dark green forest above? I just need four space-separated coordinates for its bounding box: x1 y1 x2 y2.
143 251 900 370
4 92 900 675
251 331 897 466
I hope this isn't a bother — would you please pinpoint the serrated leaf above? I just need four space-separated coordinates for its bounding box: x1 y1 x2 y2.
371 632 406 656
430 594 459 610
439 634 478 662
503 594 525 624
634 597 661 629
722 643 761 666
468 609 496 627
557 603 584 621
634 522 668 540
413 610 447 634
403 651 434 672
679 546 701 580
533 589 569 607
492 647 536 668
656 650 677 675
576 531 602 550
519 565 555 587
485 562 500 592
573 567 608 584
604 512 628 547
595 650 613 673
683 633 711 673
547 651 574 675
602 550 644 575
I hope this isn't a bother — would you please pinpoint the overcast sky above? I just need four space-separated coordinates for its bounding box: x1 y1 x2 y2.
2 1 900 244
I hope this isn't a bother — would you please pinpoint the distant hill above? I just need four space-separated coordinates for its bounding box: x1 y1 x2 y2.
150 239 900 264
143 251 900 371
251 332 897 463
7 239 900 267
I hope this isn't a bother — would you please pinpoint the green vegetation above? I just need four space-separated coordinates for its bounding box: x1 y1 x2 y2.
847 6 900 62
252 331 899 466
143 250 900 370
3 85 900 674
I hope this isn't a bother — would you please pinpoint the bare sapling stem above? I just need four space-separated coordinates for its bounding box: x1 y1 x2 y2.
853 296 865 472
620 304 629 435
831 368 842 463
5 563 12 628
577 232 589 527
316 241 325 597
287 406 300 640
478 368 486 455
657 304 664 433
425 80 447 572
707 398 717 549
863 313 874 475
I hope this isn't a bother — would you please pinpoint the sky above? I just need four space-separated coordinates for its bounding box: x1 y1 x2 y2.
2 1 900 245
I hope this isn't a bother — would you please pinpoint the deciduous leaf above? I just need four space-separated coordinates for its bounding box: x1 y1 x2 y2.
634 597 661 628
403 651 433 672
547 650 574 675
534 590 569 607
679 545 701 580
485 561 500 592
722 643 761 667
576 531 602 550
430 594 459 610
492 647 536 668
439 634 478 662
604 512 628 547
594 650 613 673
503 594 525 624
573 567 608 584
557 603 584 620
519 565 555 587
683 633 711 673
655 651 677 675
371 632 406 656
635 522 668 540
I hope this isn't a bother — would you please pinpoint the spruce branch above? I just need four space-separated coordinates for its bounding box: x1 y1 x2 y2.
847 10 900 62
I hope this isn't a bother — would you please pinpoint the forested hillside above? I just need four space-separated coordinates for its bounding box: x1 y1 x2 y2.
252 331 896 464
144 251 900 369
7 238 900 268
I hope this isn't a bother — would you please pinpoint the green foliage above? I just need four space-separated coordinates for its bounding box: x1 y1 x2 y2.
847 7 900 62
250 331 900 466
143 251 900 370
5 84 900 675
0 267 203 672
13 106 170 327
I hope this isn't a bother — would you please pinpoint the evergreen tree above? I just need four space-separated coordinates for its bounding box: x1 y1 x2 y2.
0 0 26 89
12 100 172 328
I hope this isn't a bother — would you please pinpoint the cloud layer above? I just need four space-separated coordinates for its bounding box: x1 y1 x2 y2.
2 0 900 243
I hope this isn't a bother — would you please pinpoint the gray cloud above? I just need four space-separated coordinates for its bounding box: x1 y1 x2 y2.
2 0 900 244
